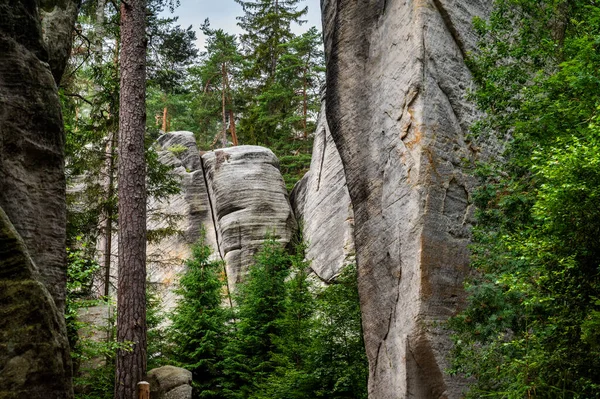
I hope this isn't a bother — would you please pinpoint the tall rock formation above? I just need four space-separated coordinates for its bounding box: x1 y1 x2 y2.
115 136 297 309
202 146 297 292
0 0 78 396
146 132 218 311
321 0 490 397
291 92 355 283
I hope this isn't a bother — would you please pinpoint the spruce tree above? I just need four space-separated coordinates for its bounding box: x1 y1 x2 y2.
221 239 291 399
168 235 229 399
234 0 307 80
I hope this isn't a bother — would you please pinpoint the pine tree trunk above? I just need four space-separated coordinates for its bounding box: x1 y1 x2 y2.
103 132 115 298
229 109 238 146
162 106 168 132
221 62 228 146
115 0 148 396
302 65 308 139
223 65 238 146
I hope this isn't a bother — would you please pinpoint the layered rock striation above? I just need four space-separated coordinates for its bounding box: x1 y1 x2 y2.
202 146 297 292
0 0 77 396
147 132 218 311
291 93 355 283
320 0 490 397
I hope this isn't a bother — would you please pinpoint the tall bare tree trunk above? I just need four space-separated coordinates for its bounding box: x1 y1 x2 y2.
115 0 147 396
103 132 115 298
229 110 238 146
302 65 308 139
162 106 168 132
224 69 238 146
221 62 228 147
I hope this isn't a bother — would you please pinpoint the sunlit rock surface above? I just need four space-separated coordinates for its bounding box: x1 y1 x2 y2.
322 0 491 397
291 94 355 283
202 146 297 292
147 132 218 312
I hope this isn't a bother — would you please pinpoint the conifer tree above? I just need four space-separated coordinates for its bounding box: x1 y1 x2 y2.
221 239 291 399
188 20 244 147
234 0 307 80
168 235 229 399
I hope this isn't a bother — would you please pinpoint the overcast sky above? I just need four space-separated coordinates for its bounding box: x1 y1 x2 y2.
163 0 322 50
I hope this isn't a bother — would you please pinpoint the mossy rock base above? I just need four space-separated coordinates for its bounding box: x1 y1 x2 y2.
0 208 73 399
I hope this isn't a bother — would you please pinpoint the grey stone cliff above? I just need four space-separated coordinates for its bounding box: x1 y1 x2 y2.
321 0 490 397
0 0 76 396
291 94 355 283
202 146 297 292
147 132 218 311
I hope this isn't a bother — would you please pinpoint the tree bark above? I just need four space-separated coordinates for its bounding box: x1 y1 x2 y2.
103 132 116 298
162 106 168 132
221 62 228 146
224 68 238 146
229 109 238 146
115 0 148 397
302 65 308 139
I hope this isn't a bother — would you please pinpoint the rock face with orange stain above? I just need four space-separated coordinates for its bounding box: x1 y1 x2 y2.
315 0 491 397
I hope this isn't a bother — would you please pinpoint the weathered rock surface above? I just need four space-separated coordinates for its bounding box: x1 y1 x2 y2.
291 95 355 282
0 0 74 396
148 365 192 399
202 146 297 290
0 0 70 311
146 132 218 311
0 208 73 398
39 0 80 84
322 0 490 397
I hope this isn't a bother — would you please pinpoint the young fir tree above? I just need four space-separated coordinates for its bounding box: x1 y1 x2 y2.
449 1 600 397
167 235 229 399
221 239 291 399
307 264 368 399
246 240 314 399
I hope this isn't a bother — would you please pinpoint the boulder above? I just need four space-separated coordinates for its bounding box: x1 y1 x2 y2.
202 146 297 291
147 365 192 399
322 0 490 397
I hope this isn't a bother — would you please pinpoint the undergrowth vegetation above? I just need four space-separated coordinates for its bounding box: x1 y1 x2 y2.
68 235 368 399
449 0 600 397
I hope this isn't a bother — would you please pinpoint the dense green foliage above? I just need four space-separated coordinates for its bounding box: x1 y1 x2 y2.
165 237 368 399
449 1 600 397
167 235 230 398
61 1 328 397
144 0 324 190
